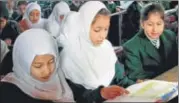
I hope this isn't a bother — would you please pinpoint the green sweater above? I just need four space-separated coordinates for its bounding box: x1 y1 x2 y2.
123 29 178 81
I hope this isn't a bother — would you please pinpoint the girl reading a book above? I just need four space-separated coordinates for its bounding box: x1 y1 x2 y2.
59 1 138 103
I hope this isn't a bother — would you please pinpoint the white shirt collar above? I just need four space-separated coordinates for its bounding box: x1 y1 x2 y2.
146 35 160 49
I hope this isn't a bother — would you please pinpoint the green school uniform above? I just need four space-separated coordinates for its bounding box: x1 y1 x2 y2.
123 29 178 81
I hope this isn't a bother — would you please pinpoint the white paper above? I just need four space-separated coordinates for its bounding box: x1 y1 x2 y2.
106 80 178 102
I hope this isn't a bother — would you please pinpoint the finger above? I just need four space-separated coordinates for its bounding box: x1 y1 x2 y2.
124 89 130 94
108 93 119 99
118 87 127 95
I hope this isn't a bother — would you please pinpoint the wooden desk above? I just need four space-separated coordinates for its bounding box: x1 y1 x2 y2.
154 66 178 82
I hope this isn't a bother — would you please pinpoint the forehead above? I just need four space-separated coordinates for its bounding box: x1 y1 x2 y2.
33 54 54 62
92 15 110 27
145 12 163 22
30 9 40 14
19 4 26 7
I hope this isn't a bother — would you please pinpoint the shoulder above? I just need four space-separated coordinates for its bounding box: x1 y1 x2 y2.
0 82 53 103
7 20 18 25
123 32 142 52
0 82 28 101
104 40 113 48
162 29 177 41
6 20 19 29
0 82 25 102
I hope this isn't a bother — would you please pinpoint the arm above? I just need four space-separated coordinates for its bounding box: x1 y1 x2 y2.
66 79 105 103
111 61 136 88
123 46 148 81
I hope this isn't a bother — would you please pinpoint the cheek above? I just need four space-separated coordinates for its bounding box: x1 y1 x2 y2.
143 25 152 33
90 31 98 42
29 16 33 21
158 25 164 31
49 63 55 73
31 68 42 79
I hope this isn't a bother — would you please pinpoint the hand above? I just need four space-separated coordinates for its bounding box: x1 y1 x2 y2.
136 79 144 83
19 19 29 32
100 85 129 100
4 38 12 46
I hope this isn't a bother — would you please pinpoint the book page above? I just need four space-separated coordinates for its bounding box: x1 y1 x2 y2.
106 80 178 102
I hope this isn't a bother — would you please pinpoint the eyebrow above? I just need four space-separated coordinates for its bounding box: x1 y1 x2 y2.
48 58 54 62
33 62 43 65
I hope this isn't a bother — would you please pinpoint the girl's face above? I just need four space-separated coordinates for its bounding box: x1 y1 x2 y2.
29 9 40 24
30 54 55 82
18 4 26 15
141 12 164 39
0 17 7 29
59 15 64 22
90 15 110 46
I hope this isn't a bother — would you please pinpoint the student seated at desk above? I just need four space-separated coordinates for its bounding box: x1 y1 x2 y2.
46 1 70 39
19 2 47 32
0 29 74 103
0 1 21 47
123 3 178 82
59 1 138 103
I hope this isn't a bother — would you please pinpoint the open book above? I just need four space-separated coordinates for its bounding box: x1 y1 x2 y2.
106 80 178 102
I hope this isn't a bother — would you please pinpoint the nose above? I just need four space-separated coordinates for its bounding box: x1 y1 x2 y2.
42 65 51 76
34 16 38 21
99 31 106 40
152 24 158 32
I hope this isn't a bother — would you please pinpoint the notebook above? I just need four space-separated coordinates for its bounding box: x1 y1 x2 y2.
106 80 178 102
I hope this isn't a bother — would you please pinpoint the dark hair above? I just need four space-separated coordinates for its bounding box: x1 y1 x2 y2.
92 8 111 24
17 1 27 7
140 3 165 22
97 8 111 16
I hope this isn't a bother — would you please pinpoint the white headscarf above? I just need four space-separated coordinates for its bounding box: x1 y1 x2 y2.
23 2 47 29
46 1 70 38
1 29 74 102
0 40 9 62
59 1 117 89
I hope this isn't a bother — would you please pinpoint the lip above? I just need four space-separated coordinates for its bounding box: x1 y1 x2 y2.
151 33 159 35
42 76 50 79
97 40 103 43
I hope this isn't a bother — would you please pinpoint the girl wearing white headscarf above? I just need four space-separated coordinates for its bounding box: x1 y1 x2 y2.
19 2 47 32
59 1 135 103
0 29 74 103
46 1 70 38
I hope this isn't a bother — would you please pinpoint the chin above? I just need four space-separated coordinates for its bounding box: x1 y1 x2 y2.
151 36 160 39
93 43 102 47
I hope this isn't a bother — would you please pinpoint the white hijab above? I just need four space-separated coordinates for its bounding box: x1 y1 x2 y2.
46 1 70 38
23 2 47 29
0 40 9 62
59 1 117 90
1 29 74 102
